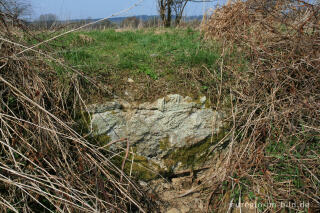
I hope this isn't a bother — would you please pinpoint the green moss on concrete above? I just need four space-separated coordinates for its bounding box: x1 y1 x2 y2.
159 137 171 151
74 111 92 135
110 123 231 180
75 110 113 148
204 98 212 109
111 150 162 181
185 95 212 109
130 154 161 181
163 127 229 171
92 134 111 147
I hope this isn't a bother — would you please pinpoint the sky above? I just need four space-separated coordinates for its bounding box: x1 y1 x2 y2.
29 0 227 20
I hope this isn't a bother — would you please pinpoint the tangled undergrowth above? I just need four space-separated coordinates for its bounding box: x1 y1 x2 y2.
0 0 319 212
203 0 320 212
0 10 156 213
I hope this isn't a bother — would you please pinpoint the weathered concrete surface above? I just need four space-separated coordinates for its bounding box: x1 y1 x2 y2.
88 94 225 171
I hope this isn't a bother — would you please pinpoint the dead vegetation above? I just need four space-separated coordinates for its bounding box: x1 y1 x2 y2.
0 10 156 213
1 0 319 212
203 0 320 211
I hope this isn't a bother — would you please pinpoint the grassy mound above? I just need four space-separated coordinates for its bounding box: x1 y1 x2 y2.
203 0 320 211
40 28 224 103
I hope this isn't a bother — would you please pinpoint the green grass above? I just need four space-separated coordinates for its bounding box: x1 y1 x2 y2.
29 28 248 104
46 29 221 96
265 135 320 190
56 28 219 72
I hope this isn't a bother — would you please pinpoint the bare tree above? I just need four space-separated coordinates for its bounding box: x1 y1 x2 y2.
158 0 213 27
0 0 31 34
157 0 173 27
0 0 31 19
172 0 189 25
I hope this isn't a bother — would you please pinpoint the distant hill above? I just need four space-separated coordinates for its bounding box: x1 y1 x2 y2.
28 15 204 29
56 15 203 25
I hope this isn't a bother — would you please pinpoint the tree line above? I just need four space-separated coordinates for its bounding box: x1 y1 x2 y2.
1 0 215 28
2 0 319 28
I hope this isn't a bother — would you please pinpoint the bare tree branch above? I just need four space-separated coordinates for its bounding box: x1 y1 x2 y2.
157 0 215 27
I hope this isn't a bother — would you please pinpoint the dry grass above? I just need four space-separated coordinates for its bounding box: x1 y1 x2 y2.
203 0 320 212
1 0 319 211
0 11 155 213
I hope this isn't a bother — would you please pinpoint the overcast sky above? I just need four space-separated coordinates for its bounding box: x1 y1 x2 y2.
29 0 227 20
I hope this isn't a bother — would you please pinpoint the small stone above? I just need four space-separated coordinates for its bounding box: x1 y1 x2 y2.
138 181 147 187
200 96 206 104
127 78 134 83
167 208 180 213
